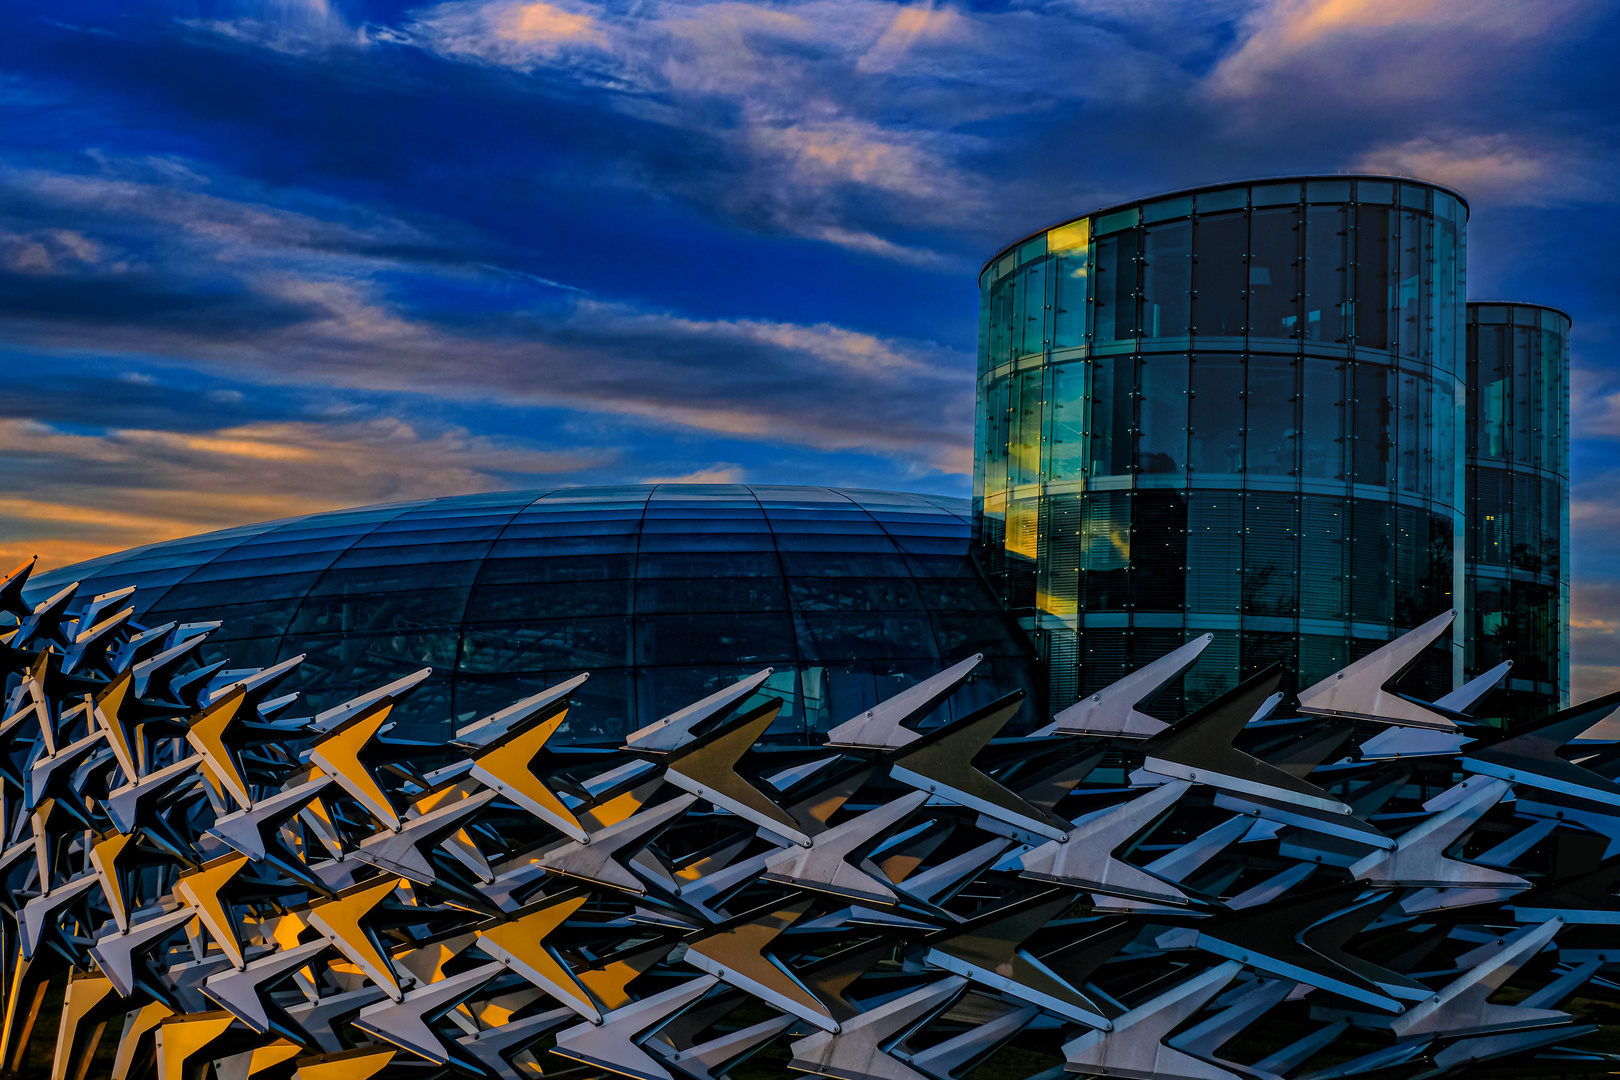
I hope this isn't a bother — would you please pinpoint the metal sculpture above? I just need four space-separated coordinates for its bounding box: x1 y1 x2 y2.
4 554 1620 1080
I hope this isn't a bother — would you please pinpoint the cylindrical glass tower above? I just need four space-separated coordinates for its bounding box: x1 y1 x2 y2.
974 176 1468 717
1465 302 1570 722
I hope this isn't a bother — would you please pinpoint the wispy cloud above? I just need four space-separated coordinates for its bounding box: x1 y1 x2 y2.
639 463 747 484
0 151 975 482
0 415 609 571
1210 0 1589 105
1354 131 1610 206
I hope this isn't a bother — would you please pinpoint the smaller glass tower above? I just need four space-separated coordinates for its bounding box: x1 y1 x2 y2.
1465 302 1570 721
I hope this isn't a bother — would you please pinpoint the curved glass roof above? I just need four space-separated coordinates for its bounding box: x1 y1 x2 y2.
26 485 1038 741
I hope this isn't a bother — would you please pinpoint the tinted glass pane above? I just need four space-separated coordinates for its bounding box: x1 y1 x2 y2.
794 612 938 661
1047 363 1088 482
146 597 302 641
1301 359 1345 481
776 551 908 578
1142 222 1191 339
637 613 796 666
1192 213 1246 338
636 577 789 614
636 551 780 579
1088 355 1134 477
1094 229 1139 343
459 617 631 673
913 578 1001 613
309 563 483 596
1354 205 1391 350
929 611 1028 658
1246 357 1297 475
1304 204 1348 344
476 554 635 584
1351 365 1392 485
1190 354 1242 474
1138 354 1188 473
157 572 325 610
1248 207 1300 342
288 588 469 634
465 579 634 622
1051 243 1089 349
288 631 461 684
789 577 926 613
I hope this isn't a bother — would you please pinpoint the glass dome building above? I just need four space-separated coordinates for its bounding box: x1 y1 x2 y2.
23 485 1038 741
975 175 1468 716
1466 302 1571 721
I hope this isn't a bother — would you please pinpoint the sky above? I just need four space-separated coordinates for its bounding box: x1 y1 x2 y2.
1 0 1619 689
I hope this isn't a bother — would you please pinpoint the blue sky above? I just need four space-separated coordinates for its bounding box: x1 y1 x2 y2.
2 0 1619 688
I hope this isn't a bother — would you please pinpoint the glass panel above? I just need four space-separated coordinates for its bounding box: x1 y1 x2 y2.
1476 324 1507 459
1144 196 1193 222
147 597 302 641
1048 220 1088 253
1299 496 1347 619
1142 221 1191 339
158 572 325 609
1187 493 1241 613
794 612 939 661
789 577 926 612
1357 180 1394 204
1353 205 1391 351
1017 257 1049 356
1095 207 1139 235
1081 491 1130 612
459 617 631 673
636 551 780 578
1088 355 1134 476
1192 213 1246 338
1252 182 1299 207
1047 362 1088 481
1513 326 1533 465
288 588 469 635
635 613 797 666
776 551 909 578
982 374 1009 496
1052 237 1089 348
1189 354 1243 474
466 579 634 621
1243 493 1297 616
1396 371 1425 495
1434 213 1460 374
1197 187 1246 213
1019 234 1047 263
1302 358 1345 480
1397 209 1426 359
1246 356 1297 475
1094 229 1140 343
1351 364 1392 486
1349 499 1393 622
477 553 635 584
1307 180 1351 202
1304 204 1348 344
1009 368 1044 487
1133 493 1187 611
914 578 1002 613
1138 354 1189 473
1249 207 1300 342
1434 375 1457 505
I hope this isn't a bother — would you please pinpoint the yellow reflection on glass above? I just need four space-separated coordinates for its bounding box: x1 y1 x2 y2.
1048 219 1090 254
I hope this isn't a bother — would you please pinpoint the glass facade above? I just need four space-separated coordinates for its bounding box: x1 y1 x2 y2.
974 176 1468 715
24 486 1038 741
1466 302 1570 721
